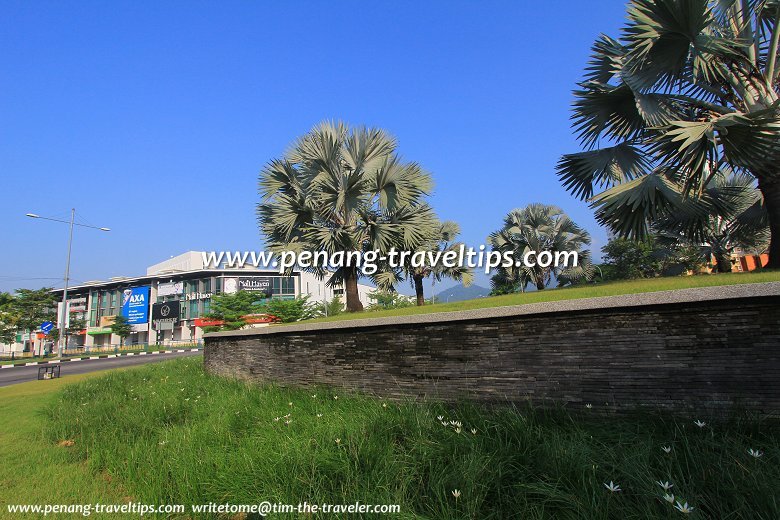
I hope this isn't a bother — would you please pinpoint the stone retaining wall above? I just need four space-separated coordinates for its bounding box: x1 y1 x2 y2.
204 283 780 413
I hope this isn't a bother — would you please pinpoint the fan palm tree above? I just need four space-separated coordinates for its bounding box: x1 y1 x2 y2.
630 169 770 272
375 220 474 305
488 204 593 291
258 121 436 312
557 0 780 267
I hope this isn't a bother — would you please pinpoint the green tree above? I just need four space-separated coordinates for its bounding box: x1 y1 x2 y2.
0 292 17 345
601 237 668 279
257 297 310 323
258 121 437 312
109 315 132 347
9 288 57 333
202 291 268 332
557 0 780 267
488 204 593 291
306 296 345 319
367 290 414 311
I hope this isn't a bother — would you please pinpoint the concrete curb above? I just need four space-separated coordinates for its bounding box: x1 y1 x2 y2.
0 348 201 369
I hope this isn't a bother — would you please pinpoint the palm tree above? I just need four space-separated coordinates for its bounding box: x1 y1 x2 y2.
376 220 474 305
633 169 769 272
258 121 436 312
557 0 780 267
488 204 592 291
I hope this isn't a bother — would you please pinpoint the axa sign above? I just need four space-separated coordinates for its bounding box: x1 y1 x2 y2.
121 286 150 325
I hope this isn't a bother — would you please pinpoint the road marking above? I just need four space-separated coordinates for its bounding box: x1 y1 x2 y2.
1 364 14 369
177 349 185 353
139 352 147 355
26 362 39 366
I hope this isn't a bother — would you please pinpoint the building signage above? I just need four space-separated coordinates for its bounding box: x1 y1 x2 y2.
238 277 273 296
157 281 184 297
68 297 87 312
121 286 150 325
87 326 112 336
99 315 116 327
185 292 212 301
152 301 180 327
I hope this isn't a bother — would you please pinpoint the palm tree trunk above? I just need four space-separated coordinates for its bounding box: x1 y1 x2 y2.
759 177 780 269
713 252 733 273
343 268 363 312
413 275 425 306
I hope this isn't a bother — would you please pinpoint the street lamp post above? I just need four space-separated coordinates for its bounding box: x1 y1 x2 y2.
26 210 110 360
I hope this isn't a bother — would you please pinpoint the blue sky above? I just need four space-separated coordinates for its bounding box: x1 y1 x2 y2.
0 1 628 294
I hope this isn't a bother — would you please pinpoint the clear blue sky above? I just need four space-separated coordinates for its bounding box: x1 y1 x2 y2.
0 0 628 294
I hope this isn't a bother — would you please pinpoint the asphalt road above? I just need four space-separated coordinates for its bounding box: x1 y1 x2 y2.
0 350 201 387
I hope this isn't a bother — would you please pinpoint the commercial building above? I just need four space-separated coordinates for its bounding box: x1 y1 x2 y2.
2 252 374 354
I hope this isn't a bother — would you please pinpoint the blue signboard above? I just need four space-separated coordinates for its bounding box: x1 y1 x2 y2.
41 321 54 334
121 286 150 325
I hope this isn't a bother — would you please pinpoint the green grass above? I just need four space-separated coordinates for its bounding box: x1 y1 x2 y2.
298 270 780 325
0 372 128 517
39 358 780 519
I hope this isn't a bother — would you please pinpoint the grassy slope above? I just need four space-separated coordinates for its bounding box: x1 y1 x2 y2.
296 270 780 325
0 373 128 514
41 358 780 519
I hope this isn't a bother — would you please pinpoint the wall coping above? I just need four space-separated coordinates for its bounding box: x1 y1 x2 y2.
204 281 780 339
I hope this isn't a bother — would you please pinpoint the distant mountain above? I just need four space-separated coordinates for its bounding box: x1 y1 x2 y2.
433 283 490 303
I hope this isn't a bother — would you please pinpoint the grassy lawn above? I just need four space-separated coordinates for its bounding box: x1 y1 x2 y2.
32 358 780 518
298 270 780 325
0 372 128 516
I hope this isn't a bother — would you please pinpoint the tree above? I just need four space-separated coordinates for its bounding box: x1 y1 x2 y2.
652 170 769 272
258 121 437 312
109 315 132 347
375 220 474 306
306 296 345 318
0 292 17 345
367 290 414 310
601 236 670 279
258 297 310 323
9 288 57 333
488 204 593 291
202 291 267 331
557 0 780 267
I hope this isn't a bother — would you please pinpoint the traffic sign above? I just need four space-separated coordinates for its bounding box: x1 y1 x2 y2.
41 321 54 334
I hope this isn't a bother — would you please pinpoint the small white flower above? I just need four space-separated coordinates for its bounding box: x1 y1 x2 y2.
471 429 477 435
585 403 593 409
694 420 706 428
662 446 672 453
288 402 293 407
656 481 674 491
382 403 387 408
441 421 448 426
333 396 338 400
335 438 341 445
283 413 291 418
454 427 462 434
284 419 291 425
437 415 444 421
604 481 621 492
273 417 280 422
311 394 317 398
451 489 461 499
158 440 167 445
663 493 675 504
316 413 323 418
748 448 764 458
674 501 694 514
184 398 190 402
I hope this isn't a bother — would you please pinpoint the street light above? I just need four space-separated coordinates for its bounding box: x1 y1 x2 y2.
26 209 110 359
